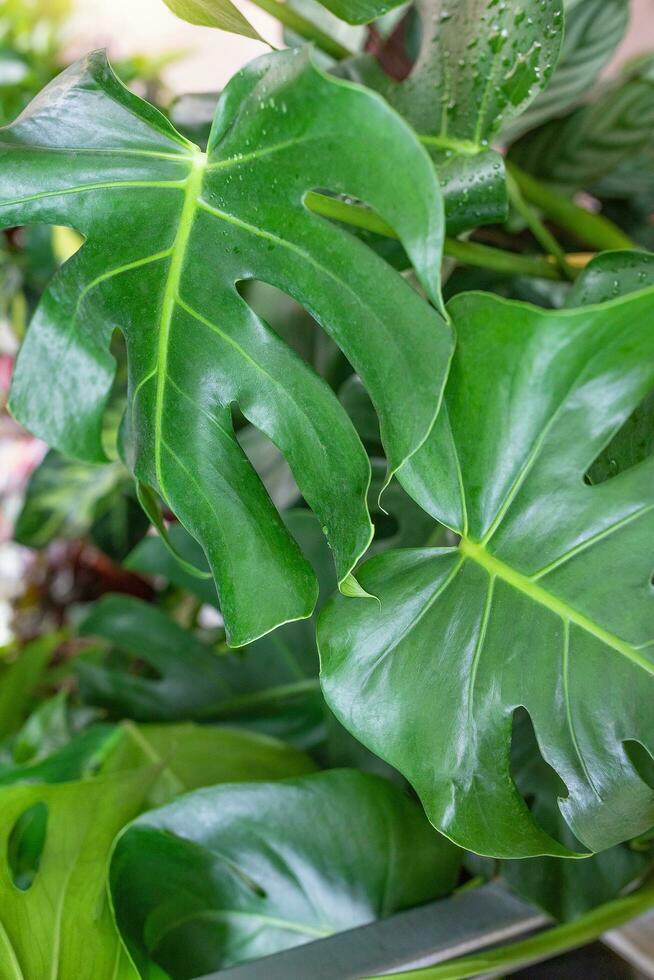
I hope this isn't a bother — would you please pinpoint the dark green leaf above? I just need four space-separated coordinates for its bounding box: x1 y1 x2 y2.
110 769 460 977
346 0 564 232
5 49 451 647
502 0 630 141
77 595 231 721
503 710 654 921
510 55 654 190
566 251 654 485
319 287 654 858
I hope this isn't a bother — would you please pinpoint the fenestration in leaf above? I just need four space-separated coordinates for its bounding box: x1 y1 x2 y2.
3 49 452 647
319 287 654 859
346 0 564 232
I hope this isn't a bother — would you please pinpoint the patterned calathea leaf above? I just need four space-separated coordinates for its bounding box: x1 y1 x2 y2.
319 285 654 859
510 54 654 190
502 0 630 142
2 49 452 646
345 0 564 232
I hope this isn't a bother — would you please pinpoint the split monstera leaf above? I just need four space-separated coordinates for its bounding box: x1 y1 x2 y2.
2 48 452 646
319 286 654 859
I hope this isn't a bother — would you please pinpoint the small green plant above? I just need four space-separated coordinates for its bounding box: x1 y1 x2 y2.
1 1 653 977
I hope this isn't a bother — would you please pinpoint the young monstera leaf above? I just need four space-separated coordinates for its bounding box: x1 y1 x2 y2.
3 49 451 647
110 769 460 978
319 286 654 859
347 0 564 232
0 768 156 980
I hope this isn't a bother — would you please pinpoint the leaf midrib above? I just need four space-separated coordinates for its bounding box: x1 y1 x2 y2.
154 149 207 495
459 537 654 675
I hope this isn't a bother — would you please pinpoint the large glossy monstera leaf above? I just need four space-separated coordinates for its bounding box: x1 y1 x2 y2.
110 770 460 977
3 49 451 647
319 286 654 859
347 0 564 232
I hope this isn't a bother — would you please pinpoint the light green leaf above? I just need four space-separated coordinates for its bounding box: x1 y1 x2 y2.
0 768 155 980
510 54 654 189
346 0 564 232
110 769 460 977
102 721 317 807
0 634 62 739
163 0 407 41
5 49 451 647
319 287 654 859
502 0 630 141
161 0 264 40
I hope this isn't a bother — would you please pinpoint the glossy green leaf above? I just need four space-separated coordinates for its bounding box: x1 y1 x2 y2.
346 0 564 232
102 721 316 806
0 724 119 786
5 49 451 647
502 0 629 141
566 251 654 485
0 768 155 980
510 55 654 190
319 287 654 859
110 769 460 977
502 710 654 922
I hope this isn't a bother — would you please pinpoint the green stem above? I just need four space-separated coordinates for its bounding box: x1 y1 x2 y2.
366 883 654 980
250 0 354 59
507 162 634 252
506 172 574 281
306 191 566 281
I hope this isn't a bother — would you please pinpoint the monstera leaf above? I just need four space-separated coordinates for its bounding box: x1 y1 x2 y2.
110 769 460 977
347 0 564 232
503 710 654 922
0 768 155 980
4 49 451 647
510 54 654 190
319 286 654 859
502 0 629 141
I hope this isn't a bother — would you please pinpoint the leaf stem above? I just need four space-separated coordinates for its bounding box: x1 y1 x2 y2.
506 171 574 281
507 162 634 252
365 882 654 980
250 0 354 59
305 191 586 281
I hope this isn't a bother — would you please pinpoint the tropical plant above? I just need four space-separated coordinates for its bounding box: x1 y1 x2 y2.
1 0 653 977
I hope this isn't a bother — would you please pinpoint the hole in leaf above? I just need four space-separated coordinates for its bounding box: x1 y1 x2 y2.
7 801 48 891
235 278 344 385
510 708 573 847
372 511 399 540
624 740 654 790
585 388 654 486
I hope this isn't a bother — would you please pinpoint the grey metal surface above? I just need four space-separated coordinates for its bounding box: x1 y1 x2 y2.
198 883 549 980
